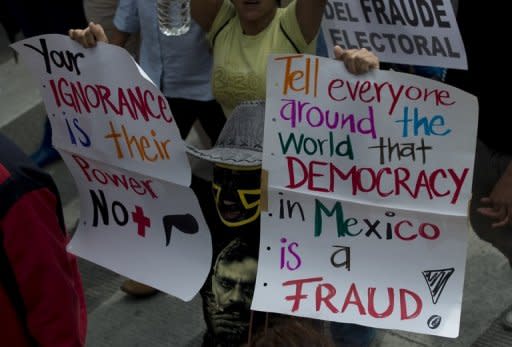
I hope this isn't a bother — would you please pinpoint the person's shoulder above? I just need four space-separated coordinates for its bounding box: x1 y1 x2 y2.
0 135 56 217
276 1 294 18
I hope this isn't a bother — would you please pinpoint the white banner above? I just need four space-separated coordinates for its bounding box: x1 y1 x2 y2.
321 0 467 69
12 34 190 185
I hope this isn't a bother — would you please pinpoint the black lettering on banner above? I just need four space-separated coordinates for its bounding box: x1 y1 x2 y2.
162 214 199 247
324 1 359 22
359 0 450 28
23 38 84 75
90 189 109 226
333 31 461 57
330 245 351 271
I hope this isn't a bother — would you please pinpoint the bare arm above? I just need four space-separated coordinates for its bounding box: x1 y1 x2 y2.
295 0 327 44
477 161 512 227
109 27 131 47
191 0 223 32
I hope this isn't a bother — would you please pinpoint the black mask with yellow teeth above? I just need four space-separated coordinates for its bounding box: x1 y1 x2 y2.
213 164 262 228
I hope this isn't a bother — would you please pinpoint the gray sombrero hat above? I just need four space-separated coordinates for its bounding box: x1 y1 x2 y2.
186 100 265 167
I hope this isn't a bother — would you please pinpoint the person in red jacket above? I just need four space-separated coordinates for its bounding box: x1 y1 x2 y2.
0 133 87 347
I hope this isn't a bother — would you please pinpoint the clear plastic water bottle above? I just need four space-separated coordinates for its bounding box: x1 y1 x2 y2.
157 0 191 36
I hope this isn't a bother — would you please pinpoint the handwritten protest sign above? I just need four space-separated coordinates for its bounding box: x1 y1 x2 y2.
61 152 211 300
321 0 467 69
251 54 477 337
12 35 211 301
12 34 190 184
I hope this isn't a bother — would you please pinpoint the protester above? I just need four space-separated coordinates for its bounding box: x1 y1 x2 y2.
70 0 227 296
189 101 374 346
188 101 264 346
190 0 379 117
190 1 376 345
0 133 87 347
444 1 512 329
186 0 381 324
69 1 225 144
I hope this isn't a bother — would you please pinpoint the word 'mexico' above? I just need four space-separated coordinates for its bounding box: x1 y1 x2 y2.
314 200 440 241
49 77 172 123
286 156 468 204
283 277 422 320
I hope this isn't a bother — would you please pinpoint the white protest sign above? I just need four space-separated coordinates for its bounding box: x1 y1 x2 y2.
62 152 211 301
12 35 211 301
262 55 476 215
321 0 467 69
251 54 477 337
254 190 467 337
12 34 190 185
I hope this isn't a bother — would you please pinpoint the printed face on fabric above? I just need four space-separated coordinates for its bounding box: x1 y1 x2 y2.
206 237 259 345
187 101 265 346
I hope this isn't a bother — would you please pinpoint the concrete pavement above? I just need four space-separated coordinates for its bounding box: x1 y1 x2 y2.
2 26 512 346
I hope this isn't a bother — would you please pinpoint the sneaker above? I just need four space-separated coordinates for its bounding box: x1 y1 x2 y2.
120 279 158 298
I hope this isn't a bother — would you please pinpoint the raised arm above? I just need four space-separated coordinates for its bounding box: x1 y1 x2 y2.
296 0 327 44
191 0 224 32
